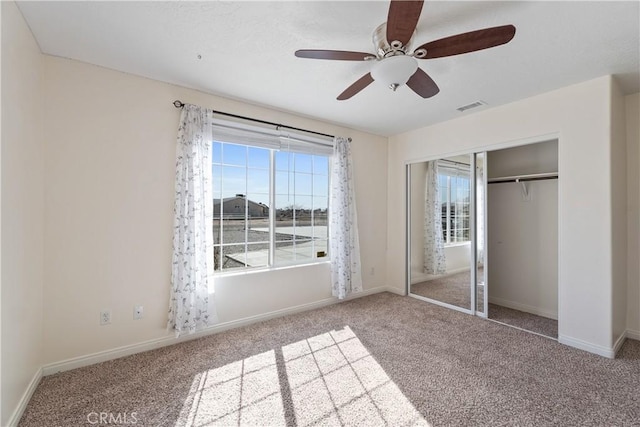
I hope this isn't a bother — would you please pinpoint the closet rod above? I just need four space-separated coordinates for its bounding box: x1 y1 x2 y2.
488 172 558 184
173 100 347 141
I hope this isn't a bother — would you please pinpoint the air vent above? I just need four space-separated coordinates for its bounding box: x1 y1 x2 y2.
456 101 487 112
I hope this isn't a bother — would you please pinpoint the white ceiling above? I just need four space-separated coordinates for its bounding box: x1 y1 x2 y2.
17 1 640 136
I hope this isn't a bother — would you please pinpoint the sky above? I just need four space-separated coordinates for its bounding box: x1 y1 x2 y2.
212 141 329 209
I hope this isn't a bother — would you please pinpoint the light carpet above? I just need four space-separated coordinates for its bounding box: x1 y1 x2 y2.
410 270 480 310
19 293 639 426
488 303 558 339
411 271 558 339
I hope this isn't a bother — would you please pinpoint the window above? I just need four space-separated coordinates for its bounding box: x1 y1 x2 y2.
438 161 470 244
212 140 330 272
274 150 329 265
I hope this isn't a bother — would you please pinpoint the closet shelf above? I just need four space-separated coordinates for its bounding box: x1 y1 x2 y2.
488 172 558 184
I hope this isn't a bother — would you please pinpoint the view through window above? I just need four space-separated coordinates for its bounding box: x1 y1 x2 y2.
438 162 470 244
212 141 329 272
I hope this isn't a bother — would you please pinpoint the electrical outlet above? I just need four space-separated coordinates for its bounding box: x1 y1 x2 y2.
133 305 144 320
100 310 111 325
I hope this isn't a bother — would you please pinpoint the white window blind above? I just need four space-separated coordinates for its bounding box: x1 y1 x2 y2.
211 117 333 155
437 161 470 176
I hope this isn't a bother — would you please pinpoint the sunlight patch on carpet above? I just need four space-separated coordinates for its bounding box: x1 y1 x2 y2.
176 326 428 426
283 326 429 426
176 350 285 426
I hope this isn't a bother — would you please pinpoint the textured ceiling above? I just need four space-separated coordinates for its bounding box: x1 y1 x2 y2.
17 1 640 136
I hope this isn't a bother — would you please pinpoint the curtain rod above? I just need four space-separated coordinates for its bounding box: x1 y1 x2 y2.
438 159 470 167
173 100 349 141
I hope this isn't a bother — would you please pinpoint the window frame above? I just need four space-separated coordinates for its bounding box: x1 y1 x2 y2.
438 162 471 246
212 140 331 274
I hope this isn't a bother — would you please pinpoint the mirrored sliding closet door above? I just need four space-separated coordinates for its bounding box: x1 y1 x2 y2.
407 153 486 314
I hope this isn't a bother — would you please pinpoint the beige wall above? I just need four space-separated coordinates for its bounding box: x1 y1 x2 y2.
42 56 388 364
388 76 617 355
627 92 640 337
1 2 45 425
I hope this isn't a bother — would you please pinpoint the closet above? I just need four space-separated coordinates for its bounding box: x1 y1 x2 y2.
486 140 558 337
407 139 559 338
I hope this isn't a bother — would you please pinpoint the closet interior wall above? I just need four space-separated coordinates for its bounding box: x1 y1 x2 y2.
487 140 559 320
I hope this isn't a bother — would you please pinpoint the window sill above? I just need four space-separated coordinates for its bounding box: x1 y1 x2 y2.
444 241 471 248
213 259 331 278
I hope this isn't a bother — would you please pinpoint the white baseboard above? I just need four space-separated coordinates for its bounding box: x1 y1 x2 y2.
6 367 43 427
384 285 406 296
558 335 616 359
562 330 633 359
42 286 393 376
613 331 627 356
626 329 640 341
488 296 557 320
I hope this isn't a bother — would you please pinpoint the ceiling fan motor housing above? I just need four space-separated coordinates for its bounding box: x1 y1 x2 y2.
373 23 415 57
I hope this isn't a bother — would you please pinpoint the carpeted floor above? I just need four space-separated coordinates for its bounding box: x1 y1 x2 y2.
488 304 558 339
20 293 639 427
411 271 558 339
411 270 481 310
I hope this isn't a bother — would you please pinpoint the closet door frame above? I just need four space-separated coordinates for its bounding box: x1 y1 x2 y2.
473 152 489 318
405 133 559 321
470 155 478 315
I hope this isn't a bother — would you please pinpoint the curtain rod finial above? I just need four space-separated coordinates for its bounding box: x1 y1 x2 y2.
173 100 185 109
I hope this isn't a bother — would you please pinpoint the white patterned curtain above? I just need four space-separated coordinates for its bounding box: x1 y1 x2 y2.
424 161 446 275
168 104 217 335
329 137 362 299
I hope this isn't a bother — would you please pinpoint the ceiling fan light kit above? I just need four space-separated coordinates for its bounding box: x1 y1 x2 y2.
294 0 516 101
371 55 418 91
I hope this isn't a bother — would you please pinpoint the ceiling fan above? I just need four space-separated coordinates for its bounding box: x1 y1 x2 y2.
295 0 516 100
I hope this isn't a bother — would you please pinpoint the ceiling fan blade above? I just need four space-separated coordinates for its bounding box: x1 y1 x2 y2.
415 25 516 59
337 73 374 100
295 50 375 61
386 0 424 46
406 68 440 98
